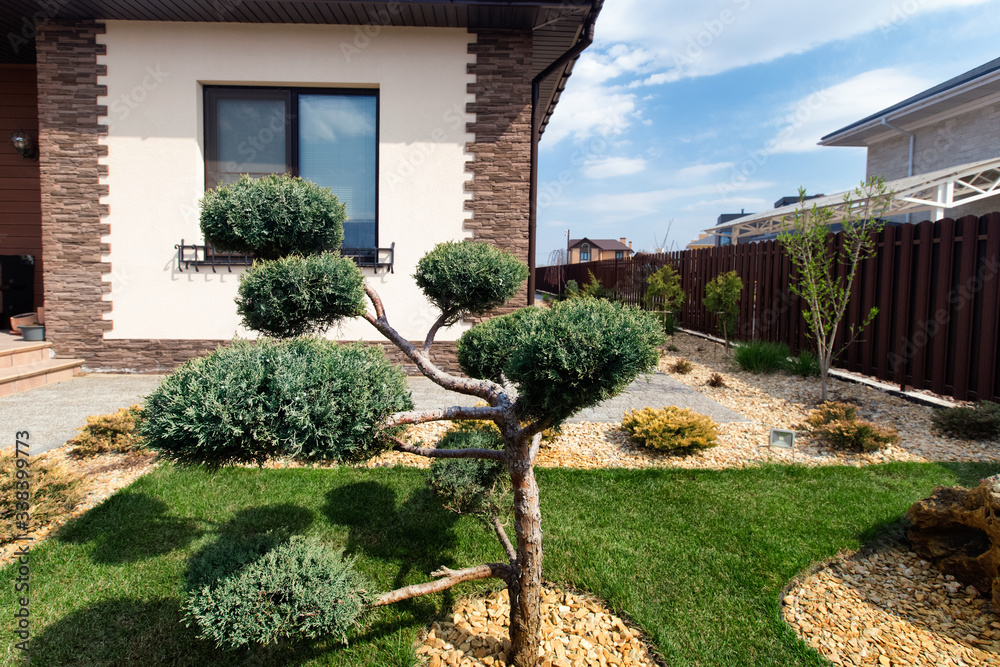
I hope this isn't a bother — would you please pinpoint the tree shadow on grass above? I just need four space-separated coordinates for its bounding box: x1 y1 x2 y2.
30 597 356 667
54 492 207 564
322 480 464 626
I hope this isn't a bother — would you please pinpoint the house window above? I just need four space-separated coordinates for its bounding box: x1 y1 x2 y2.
615 251 624 260
580 244 590 261
204 86 379 248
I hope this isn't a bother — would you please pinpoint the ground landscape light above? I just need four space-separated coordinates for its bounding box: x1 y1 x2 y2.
769 428 795 449
9 130 37 159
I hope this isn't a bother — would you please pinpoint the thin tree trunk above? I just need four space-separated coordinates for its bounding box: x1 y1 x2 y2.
507 460 543 667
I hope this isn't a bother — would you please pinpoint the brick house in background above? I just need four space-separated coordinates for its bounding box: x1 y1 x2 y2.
0 0 601 373
567 237 633 264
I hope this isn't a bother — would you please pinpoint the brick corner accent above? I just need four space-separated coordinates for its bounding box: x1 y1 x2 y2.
465 29 533 316
36 20 110 364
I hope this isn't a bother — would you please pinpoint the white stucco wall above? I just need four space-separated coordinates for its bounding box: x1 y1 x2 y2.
97 21 475 341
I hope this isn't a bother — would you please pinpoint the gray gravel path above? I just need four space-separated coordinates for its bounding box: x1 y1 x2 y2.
1 371 744 455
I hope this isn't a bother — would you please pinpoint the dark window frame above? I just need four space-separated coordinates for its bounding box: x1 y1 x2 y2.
580 243 590 261
615 250 624 260
204 85 380 247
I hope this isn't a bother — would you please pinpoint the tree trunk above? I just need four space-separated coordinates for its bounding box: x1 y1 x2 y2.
819 360 829 402
507 461 543 667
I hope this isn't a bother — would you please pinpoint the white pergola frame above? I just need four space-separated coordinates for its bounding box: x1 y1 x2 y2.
710 157 1000 243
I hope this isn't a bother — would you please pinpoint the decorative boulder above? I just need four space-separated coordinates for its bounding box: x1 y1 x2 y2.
905 474 1000 611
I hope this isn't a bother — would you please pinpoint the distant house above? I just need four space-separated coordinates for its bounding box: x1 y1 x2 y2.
685 233 715 251
0 0 601 373
568 237 633 263
709 57 1000 243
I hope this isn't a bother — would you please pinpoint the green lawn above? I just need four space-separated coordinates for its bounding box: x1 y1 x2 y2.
2 461 995 666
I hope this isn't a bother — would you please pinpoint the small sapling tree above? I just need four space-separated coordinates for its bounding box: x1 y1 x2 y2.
777 177 893 400
703 271 742 350
142 174 663 667
644 264 685 334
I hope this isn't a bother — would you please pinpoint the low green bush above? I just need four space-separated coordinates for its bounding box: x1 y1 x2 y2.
428 425 510 521
184 535 373 648
141 338 413 467
733 340 790 374
236 253 366 338
931 401 1000 440
200 174 346 260
67 405 147 458
784 350 821 377
621 406 718 452
811 420 899 453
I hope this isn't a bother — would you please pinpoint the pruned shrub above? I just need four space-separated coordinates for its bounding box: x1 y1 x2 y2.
456 307 544 384
733 340 790 374
67 405 147 458
141 338 413 467
811 420 899 452
670 357 694 375
415 241 529 321
579 271 613 300
804 401 858 428
804 401 897 452
784 350 821 377
931 401 1000 440
666 343 679 352
200 174 346 260
1 450 82 545
707 372 726 388
429 425 510 521
236 253 366 338
184 534 373 648
621 406 718 452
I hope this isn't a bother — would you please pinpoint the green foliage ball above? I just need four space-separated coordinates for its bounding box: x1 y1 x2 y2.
414 241 529 320
456 307 544 384
200 174 346 260
621 406 718 452
931 401 1000 440
458 300 663 424
184 534 374 648
237 253 366 338
141 338 412 467
428 425 510 520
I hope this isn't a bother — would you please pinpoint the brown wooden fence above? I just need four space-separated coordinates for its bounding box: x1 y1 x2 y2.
536 213 1000 403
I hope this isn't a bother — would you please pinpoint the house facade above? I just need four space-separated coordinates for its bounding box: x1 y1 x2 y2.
0 1 600 372
567 237 633 263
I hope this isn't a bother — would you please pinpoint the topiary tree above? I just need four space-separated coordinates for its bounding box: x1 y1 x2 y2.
142 175 663 667
703 270 742 350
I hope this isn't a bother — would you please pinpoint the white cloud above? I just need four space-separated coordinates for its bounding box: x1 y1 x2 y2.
583 156 648 179
681 197 768 212
575 178 773 222
767 68 933 153
594 0 991 83
675 162 733 181
542 85 640 144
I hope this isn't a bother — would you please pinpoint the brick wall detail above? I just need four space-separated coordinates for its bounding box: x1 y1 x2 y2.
465 30 533 313
35 20 110 363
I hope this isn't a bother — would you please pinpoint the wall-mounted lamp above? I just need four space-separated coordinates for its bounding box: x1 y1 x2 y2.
9 130 37 160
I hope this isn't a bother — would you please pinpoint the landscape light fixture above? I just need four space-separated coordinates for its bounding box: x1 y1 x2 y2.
9 130 37 159
769 428 795 449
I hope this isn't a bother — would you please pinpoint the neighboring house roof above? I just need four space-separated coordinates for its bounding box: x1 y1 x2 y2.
569 238 632 251
821 56 1000 147
0 0 601 134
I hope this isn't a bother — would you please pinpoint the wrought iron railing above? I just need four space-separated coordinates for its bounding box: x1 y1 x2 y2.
175 241 395 274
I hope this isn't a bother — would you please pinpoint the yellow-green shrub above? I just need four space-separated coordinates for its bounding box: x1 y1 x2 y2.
621 406 718 452
804 401 857 429
0 450 82 545
68 405 147 458
811 420 899 452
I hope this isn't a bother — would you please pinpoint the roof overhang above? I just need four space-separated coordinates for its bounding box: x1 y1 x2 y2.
0 0 600 134
709 157 1000 241
820 59 1000 147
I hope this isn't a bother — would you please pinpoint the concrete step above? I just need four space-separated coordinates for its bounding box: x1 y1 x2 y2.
0 341 53 368
0 358 85 397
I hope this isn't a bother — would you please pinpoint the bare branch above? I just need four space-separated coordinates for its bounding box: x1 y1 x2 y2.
372 563 512 607
384 405 504 429
423 312 452 356
491 516 517 564
388 435 506 462
365 283 386 320
527 432 543 466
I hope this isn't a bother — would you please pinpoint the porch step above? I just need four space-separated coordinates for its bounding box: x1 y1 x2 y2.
0 341 53 368
0 358 85 397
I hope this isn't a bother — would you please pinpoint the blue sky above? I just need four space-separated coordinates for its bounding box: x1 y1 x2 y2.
537 0 1000 262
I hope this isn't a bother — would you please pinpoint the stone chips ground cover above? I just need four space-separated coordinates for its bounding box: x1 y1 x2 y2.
7 332 999 666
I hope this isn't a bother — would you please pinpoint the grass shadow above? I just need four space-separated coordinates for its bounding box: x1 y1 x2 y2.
54 492 206 564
